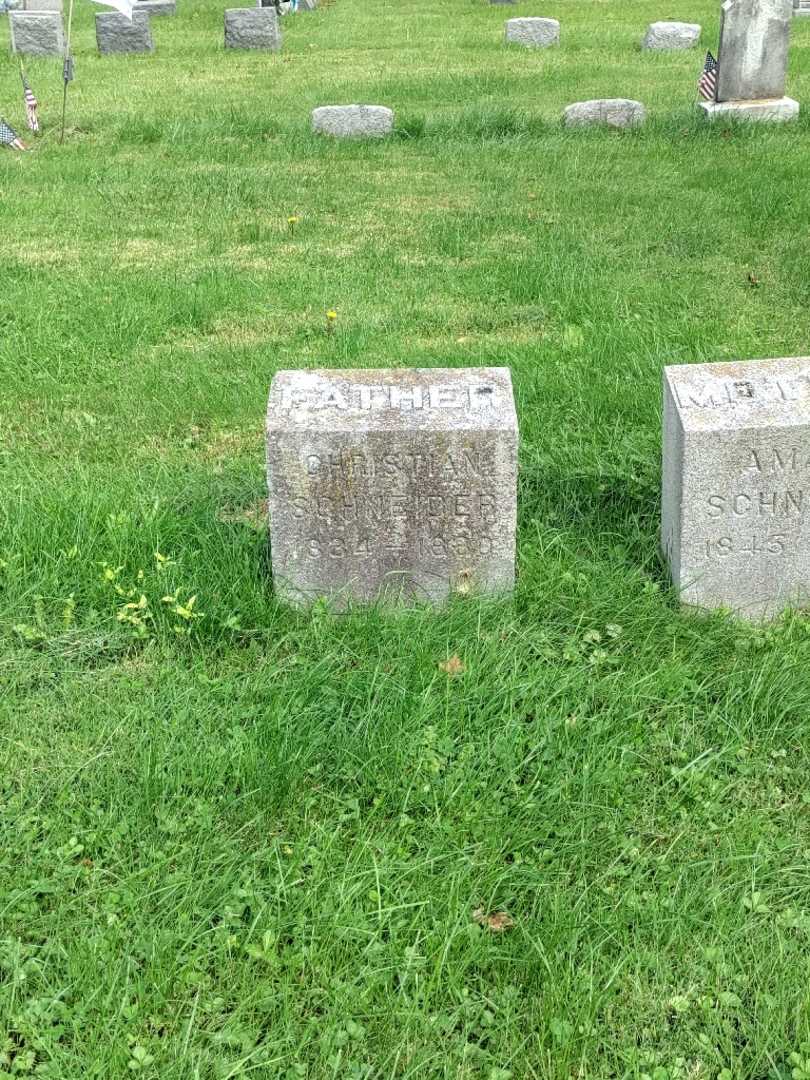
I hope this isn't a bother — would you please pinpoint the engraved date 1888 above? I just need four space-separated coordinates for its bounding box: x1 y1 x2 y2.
703 534 788 558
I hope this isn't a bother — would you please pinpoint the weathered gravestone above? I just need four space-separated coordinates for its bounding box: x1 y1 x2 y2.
795 0 810 16
700 0 798 120
266 368 518 609
224 7 280 49
504 17 560 47
136 0 175 16
564 98 646 128
642 21 701 49
662 357 810 620
96 10 153 52
9 10 63 54
311 105 393 138
23 0 63 11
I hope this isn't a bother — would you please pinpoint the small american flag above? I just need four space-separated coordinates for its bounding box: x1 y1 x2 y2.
21 72 39 133
698 51 718 102
0 117 26 151
63 55 75 83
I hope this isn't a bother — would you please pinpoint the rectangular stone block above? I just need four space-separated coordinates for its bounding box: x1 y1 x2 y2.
225 7 280 49
266 368 518 609
96 10 153 53
24 0 63 12
699 96 798 121
135 0 175 15
662 357 810 620
9 10 64 55
717 0 792 102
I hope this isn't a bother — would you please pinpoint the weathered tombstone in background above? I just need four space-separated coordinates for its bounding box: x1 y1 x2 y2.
700 0 798 120
312 105 393 138
662 357 810 620
266 368 518 609
136 0 175 16
642 21 701 49
504 17 560 47
9 10 63 53
795 0 810 17
23 0 63 11
96 10 153 52
224 6 280 49
564 98 646 128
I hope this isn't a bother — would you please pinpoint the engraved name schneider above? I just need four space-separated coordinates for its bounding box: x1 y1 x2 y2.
698 446 809 560
281 447 507 561
274 382 499 412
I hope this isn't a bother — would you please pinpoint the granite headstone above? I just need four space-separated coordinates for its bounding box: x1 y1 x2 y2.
700 0 798 120
224 7 280 49
311 105 393 138
96 10 153 52
504 17 560 47
564 98 646 128
642 21 701 49
23 0 63 12
266 368 518 609
9 10 63 54
663 357 810 620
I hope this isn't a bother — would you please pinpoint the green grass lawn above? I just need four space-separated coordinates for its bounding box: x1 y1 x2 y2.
2 0 810 1075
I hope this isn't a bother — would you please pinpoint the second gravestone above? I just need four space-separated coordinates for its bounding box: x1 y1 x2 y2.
266 368 518 609
662 357 810 620
700 0 798 121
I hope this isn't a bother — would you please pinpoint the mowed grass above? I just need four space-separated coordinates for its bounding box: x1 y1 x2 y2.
2 0 810 1076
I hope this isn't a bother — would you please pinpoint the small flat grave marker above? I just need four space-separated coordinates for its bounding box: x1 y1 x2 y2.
266 368 518 609
662 356 810 620
311 104 393 137
642 21 701 49
504 17 559 47
564 98 646 128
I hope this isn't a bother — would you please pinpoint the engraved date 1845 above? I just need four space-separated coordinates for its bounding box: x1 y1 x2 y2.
702 534 789 559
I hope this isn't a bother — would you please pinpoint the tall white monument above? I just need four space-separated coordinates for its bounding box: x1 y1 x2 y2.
700 0 799 121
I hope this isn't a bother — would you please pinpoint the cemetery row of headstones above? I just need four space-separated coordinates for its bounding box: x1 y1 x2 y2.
501 2 799 124
5 0 313 56
6 0 800 126
7 0 175 56
266 357 810 623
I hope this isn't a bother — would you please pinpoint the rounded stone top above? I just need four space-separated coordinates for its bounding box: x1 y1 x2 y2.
504 17 560 47
642 20 701 49
311 104 394 138
564 99 647 128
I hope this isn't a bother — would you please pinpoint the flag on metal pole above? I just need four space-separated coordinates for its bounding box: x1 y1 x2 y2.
21 71 39 133
0 118 26 151
60 0 76 144
698 51 719 102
